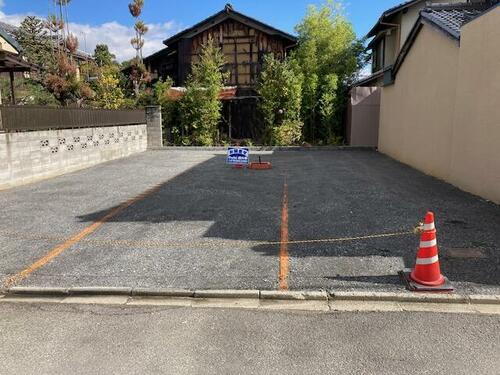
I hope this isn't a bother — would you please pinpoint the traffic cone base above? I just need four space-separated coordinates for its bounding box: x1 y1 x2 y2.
400 269 454 292
410 269 445 286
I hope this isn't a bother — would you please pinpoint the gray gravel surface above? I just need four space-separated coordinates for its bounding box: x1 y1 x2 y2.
0 150 498 293
0 302 499 375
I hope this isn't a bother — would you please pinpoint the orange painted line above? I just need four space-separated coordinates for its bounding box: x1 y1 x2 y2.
278 178 289 290
3 184 163 288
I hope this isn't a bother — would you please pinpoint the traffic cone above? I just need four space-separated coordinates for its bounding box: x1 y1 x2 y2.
410 212 445 286
399 212 453 292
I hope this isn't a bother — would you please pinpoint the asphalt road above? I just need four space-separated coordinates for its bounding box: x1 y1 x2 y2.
0 302 499 375
0 150 499 293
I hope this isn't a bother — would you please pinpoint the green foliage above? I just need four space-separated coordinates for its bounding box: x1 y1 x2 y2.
15 16 55 79
0 77 59 106
93 44 116 67
153 77 183 144
292 0 368 143
257 54 303 145
128 57 151 97
15 14 94 107
93 66 125 109
272 120 303 146
179 38 227 146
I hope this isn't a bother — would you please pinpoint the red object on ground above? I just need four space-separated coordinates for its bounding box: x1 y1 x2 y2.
233 164 246 169
248 162 272 170
166 86 237 101
410 212 446 286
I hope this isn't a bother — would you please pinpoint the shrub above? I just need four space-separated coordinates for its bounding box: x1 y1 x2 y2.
272 120 303 146
179 37 227 146
93 66 125 109
257 54 303 145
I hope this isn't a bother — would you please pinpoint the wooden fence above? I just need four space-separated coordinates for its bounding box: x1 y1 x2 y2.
0 106 146 131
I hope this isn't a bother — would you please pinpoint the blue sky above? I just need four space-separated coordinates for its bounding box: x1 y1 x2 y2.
0 0 401 61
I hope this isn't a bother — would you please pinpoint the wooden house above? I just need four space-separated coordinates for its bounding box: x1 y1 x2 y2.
143 4 297 140
145 4 297 91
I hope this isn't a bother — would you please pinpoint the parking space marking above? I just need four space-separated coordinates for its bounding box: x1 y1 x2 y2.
279 177 289 290
3 183 165 288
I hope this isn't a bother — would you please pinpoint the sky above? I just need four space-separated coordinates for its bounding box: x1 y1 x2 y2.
0 0 402 61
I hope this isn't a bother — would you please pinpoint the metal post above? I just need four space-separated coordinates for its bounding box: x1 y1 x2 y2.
9 71 15 105
228 101 232 141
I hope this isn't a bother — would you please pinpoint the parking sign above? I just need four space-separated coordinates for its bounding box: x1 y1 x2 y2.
227 147 249 165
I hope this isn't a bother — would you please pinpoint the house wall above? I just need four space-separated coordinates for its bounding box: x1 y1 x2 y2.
384 28 398 66
379 25 459 179
449 6 500 203
0 35 18 54
372 0 466 73
179 19 290 87
347 87 380 147
379 6 500 203
399 3 425 50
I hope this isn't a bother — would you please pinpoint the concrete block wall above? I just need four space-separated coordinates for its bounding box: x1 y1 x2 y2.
146 106 163 149
0 124 147 190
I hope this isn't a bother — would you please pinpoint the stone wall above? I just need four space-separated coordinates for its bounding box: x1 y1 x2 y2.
0 124 147 190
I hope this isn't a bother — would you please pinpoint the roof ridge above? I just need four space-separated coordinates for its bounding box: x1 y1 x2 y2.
163 5 296 46
423 1 494 11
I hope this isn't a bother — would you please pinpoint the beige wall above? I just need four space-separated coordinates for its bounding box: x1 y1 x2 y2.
379 7 500 204
449 7 500 203
379 25 459 179
348 87 380 147
399 3 425 50
0 35 18 54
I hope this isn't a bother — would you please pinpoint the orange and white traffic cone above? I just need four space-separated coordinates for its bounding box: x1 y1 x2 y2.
400 212 453 292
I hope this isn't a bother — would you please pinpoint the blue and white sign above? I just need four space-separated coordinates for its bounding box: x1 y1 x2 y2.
227 147 249 165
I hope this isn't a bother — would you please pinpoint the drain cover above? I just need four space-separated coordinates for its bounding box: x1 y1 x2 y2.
444 248 487 259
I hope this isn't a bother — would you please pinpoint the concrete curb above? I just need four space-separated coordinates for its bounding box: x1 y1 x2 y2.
261 290 328 301
131 288 194 297
330 291 471 304
194 290 259 299
2 287 499 305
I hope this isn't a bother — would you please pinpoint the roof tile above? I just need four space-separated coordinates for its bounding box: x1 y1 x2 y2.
421 3 493 39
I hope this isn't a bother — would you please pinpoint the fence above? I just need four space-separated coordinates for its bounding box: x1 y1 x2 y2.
0 106 146 131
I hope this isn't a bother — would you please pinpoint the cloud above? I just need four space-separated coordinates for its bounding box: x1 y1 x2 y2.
67 20 179 61
0 7 180 61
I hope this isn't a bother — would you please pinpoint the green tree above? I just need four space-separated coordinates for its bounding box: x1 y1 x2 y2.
257 54 303 145
180 38 227 146
93 44 116 67
154 77 182 144
292 0 367 144
15 16 55 78
93 66 125 109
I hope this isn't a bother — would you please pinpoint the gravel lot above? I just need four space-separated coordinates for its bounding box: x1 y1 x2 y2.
1 149 499 294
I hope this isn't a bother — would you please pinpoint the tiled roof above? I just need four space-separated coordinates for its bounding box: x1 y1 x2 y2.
0 21 18 38
164 4 297 46
391 1 498 80
421 3 491 39
0 21 21 52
